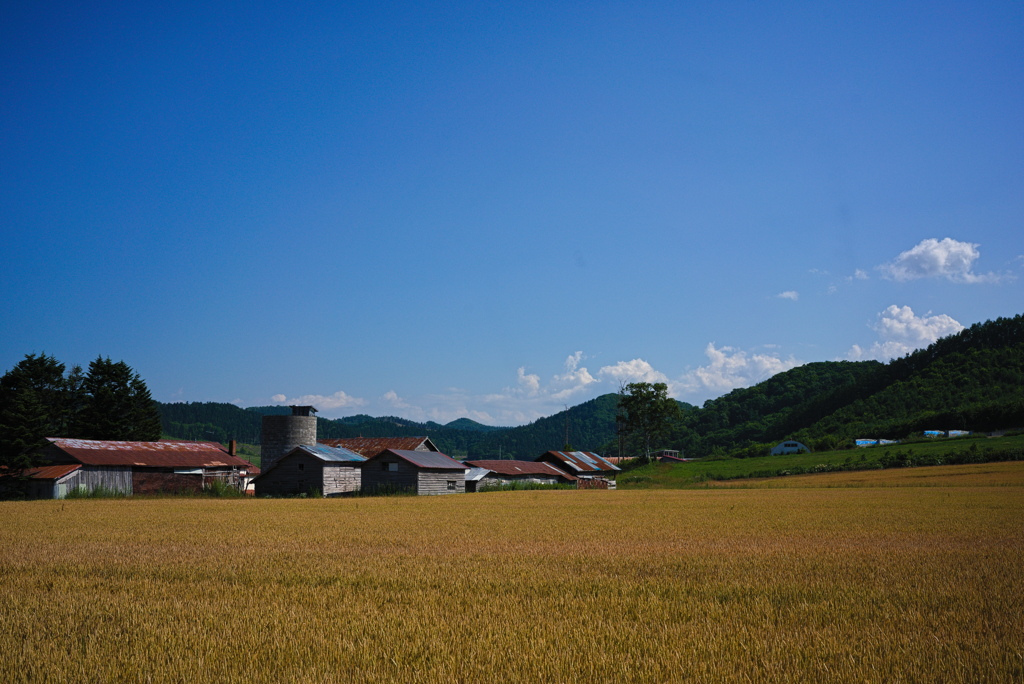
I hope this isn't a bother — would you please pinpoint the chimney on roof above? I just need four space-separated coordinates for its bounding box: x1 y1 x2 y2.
228 440 237 457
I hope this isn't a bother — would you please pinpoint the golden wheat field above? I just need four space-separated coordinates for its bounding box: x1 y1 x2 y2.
705 460 1024 489
2 477 1023 682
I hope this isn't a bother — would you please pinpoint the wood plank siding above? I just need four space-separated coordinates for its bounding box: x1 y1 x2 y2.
361 457 465 495
254 451 361 497
361 457 419 494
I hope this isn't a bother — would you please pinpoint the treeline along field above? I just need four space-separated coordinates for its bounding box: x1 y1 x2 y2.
1 485 1022 681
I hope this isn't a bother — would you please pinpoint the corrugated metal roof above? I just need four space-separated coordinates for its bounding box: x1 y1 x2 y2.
380 449 468 470
465 460 578 480
47 438 255 469
26 464 81 480
318 437 438 458
537 451 620 472
290 444 366 463
253 444 364 481
464 467 491 482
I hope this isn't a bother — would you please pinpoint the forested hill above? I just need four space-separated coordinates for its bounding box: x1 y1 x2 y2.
159 313 1024 459
669 313 1024 456
157 393 637 459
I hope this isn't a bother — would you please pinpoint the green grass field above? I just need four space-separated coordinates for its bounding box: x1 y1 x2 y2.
618 433 1024 488
1 464 1022 682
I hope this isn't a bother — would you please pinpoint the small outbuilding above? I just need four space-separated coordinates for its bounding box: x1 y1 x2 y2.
361 448 467 495
464 460 577 489
253 444 365 497
770 441 810 455
535 451 619 479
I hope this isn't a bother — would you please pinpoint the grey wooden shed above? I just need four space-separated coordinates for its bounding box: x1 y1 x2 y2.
361 449 468 495
253 444 366 497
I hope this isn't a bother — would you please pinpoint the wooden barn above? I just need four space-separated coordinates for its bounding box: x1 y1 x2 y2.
535 450 619 488
33 438 255 497
361 448 467 495
22 464 121 499
464 460 577 490
253 444 365 497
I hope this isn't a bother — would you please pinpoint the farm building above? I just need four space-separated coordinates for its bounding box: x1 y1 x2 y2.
361 448 467 495
465 460 578 489
33 438 255 497
253 444 365 497
318 436 440 459
535 451 619 481
22 464 105 499
463 467 490 493
770 441 810 455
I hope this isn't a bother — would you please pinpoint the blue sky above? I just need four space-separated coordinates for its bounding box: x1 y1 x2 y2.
2 1 1022 425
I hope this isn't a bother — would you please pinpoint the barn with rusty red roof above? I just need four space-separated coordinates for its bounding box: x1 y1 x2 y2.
464 460 577 491
534 451 619 488
34 438 256 496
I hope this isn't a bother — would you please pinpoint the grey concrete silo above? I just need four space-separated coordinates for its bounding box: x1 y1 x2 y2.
260 406 317 472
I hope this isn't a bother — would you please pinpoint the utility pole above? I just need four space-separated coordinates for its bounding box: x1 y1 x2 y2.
564 405 570 450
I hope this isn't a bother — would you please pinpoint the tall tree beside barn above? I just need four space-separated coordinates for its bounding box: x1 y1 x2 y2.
617 382 683 463
74 357 162 441
0 353 72 475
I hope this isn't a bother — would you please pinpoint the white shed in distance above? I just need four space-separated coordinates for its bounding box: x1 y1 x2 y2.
771 440 810 455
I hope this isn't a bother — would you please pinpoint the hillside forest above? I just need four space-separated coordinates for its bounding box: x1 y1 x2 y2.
157 313 1024 461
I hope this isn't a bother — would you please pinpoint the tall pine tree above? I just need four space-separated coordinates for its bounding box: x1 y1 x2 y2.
0 353 73 476
74 357 162 441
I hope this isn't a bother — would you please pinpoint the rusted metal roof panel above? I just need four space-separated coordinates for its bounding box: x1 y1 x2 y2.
538 451 619 472
26 464 82 480
46 438 255 469
381 449 468 470
465 460 578 480
318 437 437 458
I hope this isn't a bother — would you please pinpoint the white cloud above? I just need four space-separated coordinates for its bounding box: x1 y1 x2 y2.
854 269 869 280
381 390 413 410
550 351 598 399
678 344 802 398
847 305 964 361
516 367 541 395
274 390 367 410
777 291 799 301
880 238 1000 283
598 359 670 385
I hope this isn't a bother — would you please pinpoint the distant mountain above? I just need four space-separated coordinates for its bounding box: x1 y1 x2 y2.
444 418 504 432
159 313 1024 460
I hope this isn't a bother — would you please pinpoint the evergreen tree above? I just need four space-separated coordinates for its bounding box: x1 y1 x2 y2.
74 357 162 441
0 353 70 477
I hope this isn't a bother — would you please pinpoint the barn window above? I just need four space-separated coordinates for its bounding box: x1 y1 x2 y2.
447 480 456 491
298 463 304 471
382 462 398 472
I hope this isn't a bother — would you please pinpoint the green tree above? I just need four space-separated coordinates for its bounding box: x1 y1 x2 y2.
617 382 683 463
0 354 73 482
74 357 162 441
